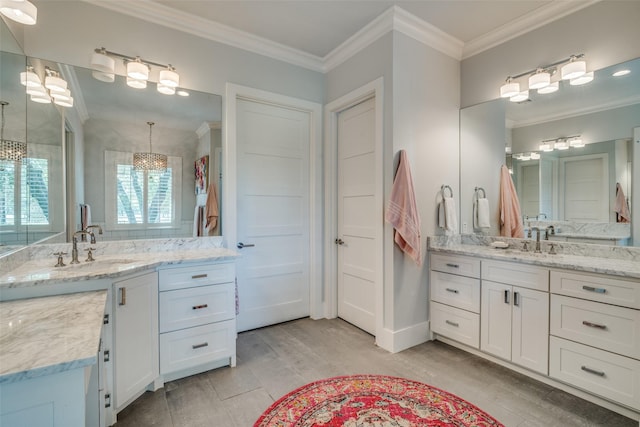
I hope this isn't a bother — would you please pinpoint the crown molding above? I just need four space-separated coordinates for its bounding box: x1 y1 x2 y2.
463 0 601 59
82 0 324 72
322 7 395 72
392 6 464 61
323 6 464 72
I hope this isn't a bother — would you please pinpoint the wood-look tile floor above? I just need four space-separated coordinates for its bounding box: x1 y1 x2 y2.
115 318 636 426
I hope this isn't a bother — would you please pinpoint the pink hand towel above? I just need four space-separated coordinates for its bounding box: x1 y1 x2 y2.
499 165 524 238
615 183 631 223
385 150 421 265
205 182 219 232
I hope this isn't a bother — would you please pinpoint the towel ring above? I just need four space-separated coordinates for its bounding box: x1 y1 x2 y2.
474 186 486 199
441 185 453 198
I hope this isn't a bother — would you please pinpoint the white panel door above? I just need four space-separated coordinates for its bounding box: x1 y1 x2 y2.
512 286 549 375
337 97 377 335
517 162 540 219
236 98 311 332
480 280 512 360
560 154 608 222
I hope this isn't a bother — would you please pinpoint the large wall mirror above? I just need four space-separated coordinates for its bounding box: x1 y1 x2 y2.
0 19 222 256
461 56 639 246
1 21 65 255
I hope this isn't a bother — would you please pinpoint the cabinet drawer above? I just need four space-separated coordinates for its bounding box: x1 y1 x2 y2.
159 283 235 333
430 271 480 313
158 262 235 291
551 270 640 310
550 336 640 410
160 320 235 375
430 301 479 348
482 260 549 291
551 295 640 359
430 253 480 278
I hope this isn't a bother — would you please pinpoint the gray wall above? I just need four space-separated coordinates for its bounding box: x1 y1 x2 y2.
461 1 640 108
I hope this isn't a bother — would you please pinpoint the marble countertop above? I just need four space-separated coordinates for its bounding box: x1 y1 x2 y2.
0 247 239 290
0 290 107 384
428 242 640 280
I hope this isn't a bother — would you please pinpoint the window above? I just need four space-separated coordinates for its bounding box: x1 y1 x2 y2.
0 144 61 231
105 150 182 230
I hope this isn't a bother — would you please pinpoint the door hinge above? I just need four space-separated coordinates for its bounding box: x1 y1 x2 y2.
104 350 110 363
104 393 111 408
103 314 109 325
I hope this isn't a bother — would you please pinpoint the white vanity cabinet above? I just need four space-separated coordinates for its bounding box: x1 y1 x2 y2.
158 261 236 382
480 260 549 375
429 254 481 348
549 270 640 410
113 271 159 413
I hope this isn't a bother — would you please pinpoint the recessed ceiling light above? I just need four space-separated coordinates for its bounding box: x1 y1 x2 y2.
612 69 631 77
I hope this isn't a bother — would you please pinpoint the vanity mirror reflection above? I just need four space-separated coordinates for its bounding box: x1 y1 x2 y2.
1 23 65 255
461 56 639 246
0 19 223 254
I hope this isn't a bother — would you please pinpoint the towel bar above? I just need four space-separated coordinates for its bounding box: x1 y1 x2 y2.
474 186 486 199
441 184 453 198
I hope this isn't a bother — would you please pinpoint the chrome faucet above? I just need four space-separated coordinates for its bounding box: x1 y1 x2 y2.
84 225 103 241
71 230 94 264
545 225 555 240
530 226 542 253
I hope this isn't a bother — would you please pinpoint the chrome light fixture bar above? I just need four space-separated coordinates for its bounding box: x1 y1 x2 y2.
0 101 27 162
499 54 593 102
539 135 584 152
91 47 187 96
19 66 74 108
133 122 168 172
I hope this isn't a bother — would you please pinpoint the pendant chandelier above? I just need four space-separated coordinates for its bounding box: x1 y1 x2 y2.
133 122 167 172
0 101 27 162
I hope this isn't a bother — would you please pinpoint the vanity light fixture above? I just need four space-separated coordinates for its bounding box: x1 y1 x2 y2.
554 139 570 150
0 101 27 162
0 0 37 25
499 54 592 101
539 142 554 152
90 47 186 97
133 122 168 172
569 137 585 148
509 90 529 103
530 152 541 160
20 66 74 108
570 71 594 86
19 66 41 88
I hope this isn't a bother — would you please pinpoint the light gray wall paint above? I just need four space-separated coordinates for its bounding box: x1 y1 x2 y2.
634 128 639 245
21 1 324 103
83 118 198 223
391 32 460 331
461 1 640 108
460 100 505 237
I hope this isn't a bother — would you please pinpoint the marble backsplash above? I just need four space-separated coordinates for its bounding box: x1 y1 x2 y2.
429 233 640 263
524 220 630 239
0 236 225 275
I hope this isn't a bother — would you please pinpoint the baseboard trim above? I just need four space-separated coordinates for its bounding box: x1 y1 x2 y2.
376 321 430 353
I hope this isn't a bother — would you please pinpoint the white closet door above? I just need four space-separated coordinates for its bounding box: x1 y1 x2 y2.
560 154 608 222
235 98 311 331
337 97 377 335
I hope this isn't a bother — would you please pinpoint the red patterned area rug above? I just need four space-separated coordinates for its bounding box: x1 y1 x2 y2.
254 374 504 426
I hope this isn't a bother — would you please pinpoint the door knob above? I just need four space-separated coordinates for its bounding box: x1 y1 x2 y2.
237 242 255 249
335 238 345 245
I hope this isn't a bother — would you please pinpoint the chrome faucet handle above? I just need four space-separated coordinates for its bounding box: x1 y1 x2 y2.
548 243 557 255
53 252 67 267
521 241 529 252
85 247 97 262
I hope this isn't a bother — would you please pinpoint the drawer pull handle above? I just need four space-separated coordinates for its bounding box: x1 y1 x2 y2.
192 274 208 279
581 366 605 377
192 342 209 350
119 287 126 306
445 320 459 327
504 290 510 304
445 263 459 268
445 288 459 294
514 291 520 307
192 304 209 310
582 321 607 330
582 285 606 294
